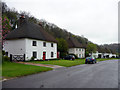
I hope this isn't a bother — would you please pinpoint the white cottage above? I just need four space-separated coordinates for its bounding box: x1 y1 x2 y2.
67 37 85 58
90 51 117 58
3 16 57 61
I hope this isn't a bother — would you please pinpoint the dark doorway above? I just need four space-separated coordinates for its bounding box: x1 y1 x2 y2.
98 54 101 58
106 55 109 58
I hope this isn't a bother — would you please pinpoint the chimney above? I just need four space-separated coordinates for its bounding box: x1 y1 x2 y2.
17 14 25 27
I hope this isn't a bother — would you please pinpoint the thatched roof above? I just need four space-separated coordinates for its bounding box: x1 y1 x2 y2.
6 18 57 43
67 37 84 48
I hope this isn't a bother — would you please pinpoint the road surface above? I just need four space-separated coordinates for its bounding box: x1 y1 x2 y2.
3 60 118 88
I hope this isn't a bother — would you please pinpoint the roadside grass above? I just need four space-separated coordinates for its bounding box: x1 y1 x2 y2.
96 58 118 62
2 61 53 78
28 58 117 67
28 59 85 67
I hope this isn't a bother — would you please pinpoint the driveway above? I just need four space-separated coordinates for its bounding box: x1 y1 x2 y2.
2 60 118 88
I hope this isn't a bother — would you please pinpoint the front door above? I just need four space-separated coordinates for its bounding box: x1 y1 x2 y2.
43 52 46 60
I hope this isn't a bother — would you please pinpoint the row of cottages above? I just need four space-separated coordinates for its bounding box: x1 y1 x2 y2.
90 51 117 58
3 16 58 61
67 37 85 58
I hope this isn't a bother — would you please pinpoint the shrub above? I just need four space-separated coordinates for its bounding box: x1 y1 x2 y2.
30 57 35 61
60 52 67 59
2 55 10 63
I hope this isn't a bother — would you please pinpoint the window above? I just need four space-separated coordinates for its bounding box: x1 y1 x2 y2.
51 52 54 57
33 52 37 58
79 48 81 51
79 54 81 58
82 49 84 51
51 43 53 47
81 49 83 51
5 52 8 56
32 41 37 46
43 42 46 47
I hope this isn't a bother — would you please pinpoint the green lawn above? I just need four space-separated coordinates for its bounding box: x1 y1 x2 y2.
2 62 53 78
28 58 117 67
29 59 85 67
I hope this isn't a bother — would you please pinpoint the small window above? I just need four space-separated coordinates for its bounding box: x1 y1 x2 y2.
43 42 46 47
33 52 37 58
51 43 53 47
79 54 81 58
32 41 37 46
5 52 8 56
51 52 54 57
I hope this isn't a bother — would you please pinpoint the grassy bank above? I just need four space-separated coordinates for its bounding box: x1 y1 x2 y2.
2 62 53 78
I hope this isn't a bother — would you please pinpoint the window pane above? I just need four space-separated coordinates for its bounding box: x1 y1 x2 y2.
51 43 53 47
33 41 37 46
51 52 54 57
43 42 46 47
33 52 37 58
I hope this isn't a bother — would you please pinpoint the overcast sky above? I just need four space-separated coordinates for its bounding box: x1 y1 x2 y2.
4 0 119 45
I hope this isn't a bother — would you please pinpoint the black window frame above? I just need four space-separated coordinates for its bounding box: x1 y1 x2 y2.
33 51 37 58
51 52 54 57
32 41 37 46
43 42 46 47
51 43 53 47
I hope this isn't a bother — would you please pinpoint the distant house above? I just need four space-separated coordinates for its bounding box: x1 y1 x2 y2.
90 51 104 58
91 51 117 58
3 15 57 61
67 37 85 58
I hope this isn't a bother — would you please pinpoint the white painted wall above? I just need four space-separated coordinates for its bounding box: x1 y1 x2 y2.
68 48 85 58
25 38 57 60
3 38 57 61
3 39 26 57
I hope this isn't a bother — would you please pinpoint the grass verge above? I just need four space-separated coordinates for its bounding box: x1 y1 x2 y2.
2 62 53 78
28 58 117 67
96 58 118 62
28 59 85 67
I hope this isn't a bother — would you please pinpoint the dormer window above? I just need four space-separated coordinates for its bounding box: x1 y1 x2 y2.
32 41 37 46
43 42 46 47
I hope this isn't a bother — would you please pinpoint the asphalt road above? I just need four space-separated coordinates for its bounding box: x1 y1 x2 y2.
3 60 118 88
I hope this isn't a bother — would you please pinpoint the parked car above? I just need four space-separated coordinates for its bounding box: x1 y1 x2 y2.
63 55 75 60
85 57 96 64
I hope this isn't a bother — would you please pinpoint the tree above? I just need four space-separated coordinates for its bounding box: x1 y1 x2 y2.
56 38 68 58
86 42 97 55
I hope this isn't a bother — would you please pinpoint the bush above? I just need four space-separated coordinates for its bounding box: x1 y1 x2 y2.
2 55 10 63
68 53 78 59
30 57 35 61
60 52 67 58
